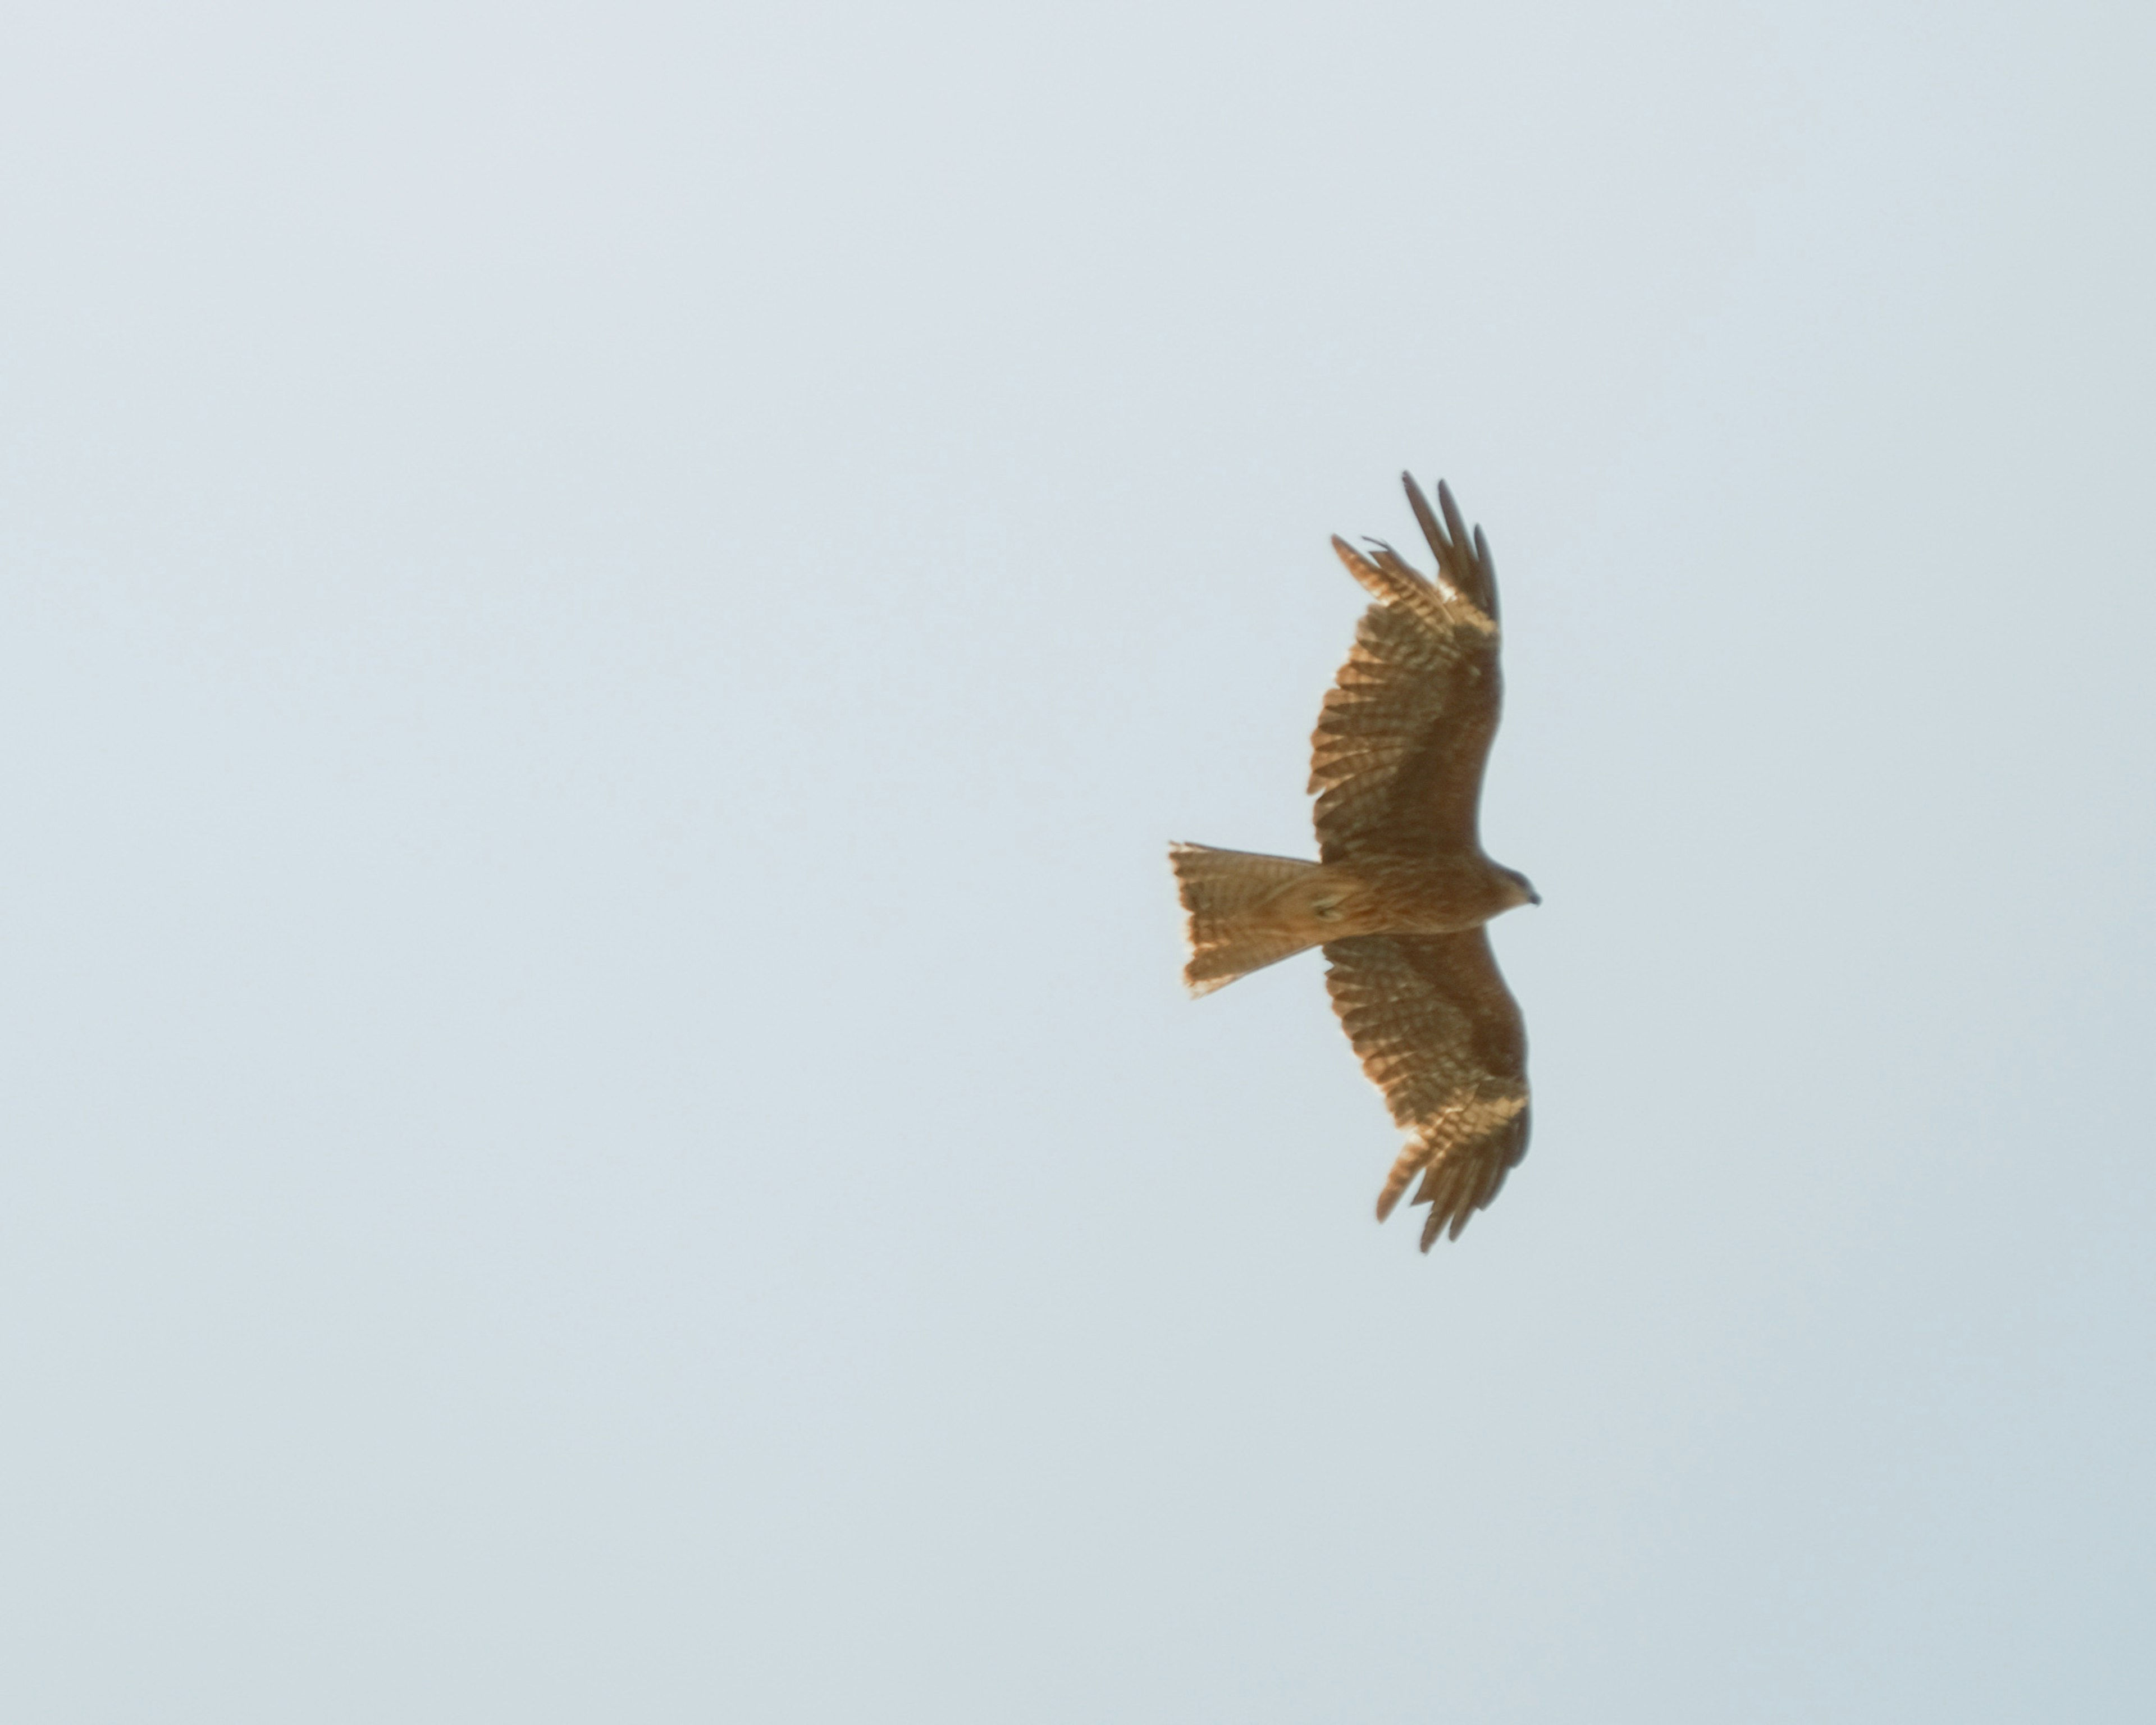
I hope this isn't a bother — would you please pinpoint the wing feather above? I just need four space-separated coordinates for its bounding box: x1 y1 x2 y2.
1310 476 1504 862
1323 930 1531 1248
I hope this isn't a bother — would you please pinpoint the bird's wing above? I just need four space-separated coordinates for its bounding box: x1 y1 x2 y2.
1310 475 1504 864
1323 930 1531 1249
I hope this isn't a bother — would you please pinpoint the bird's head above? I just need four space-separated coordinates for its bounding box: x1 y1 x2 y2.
1501 866 1541 910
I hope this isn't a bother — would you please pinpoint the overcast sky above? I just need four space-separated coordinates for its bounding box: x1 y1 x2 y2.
2 2 2152 1720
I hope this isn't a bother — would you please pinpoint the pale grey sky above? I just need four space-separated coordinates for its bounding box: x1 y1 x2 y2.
2 2 2152 1719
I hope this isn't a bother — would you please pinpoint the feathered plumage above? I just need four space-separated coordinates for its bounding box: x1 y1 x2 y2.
1170 474 1537 1249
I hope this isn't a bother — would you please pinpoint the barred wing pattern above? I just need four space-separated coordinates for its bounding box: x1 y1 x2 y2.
1310 477 1502 864
1324 931 1531 1249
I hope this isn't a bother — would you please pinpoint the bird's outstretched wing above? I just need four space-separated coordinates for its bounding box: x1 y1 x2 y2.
1310 475 1504 864
1323 930 1531 1248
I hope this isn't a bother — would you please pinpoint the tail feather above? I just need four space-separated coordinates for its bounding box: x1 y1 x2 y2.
1168 842 1324 996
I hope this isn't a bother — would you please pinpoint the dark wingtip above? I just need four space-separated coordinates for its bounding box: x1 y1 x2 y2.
1414 477 1496 619
1436 480 1471 555
1401 471 1450 564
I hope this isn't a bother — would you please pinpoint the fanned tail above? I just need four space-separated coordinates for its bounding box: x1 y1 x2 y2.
1168 843 1324 996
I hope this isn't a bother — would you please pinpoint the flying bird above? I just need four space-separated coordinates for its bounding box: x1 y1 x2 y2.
1170 474 1537 1250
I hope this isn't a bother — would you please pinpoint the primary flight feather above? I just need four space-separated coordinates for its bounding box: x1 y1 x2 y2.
1169 474 1537 1250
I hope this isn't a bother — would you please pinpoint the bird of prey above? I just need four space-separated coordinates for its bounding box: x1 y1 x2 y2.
1170 474 1538 1250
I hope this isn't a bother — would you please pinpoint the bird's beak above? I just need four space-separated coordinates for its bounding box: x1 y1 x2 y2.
1528 889 1542 906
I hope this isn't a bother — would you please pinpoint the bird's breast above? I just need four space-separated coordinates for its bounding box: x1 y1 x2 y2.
1268 860 1497 941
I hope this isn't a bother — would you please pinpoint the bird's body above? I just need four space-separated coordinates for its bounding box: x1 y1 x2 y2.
1174 848 1528 957
1170 474 1538 1250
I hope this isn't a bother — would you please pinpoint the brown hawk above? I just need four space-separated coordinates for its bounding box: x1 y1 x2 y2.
1170 474 1538 1250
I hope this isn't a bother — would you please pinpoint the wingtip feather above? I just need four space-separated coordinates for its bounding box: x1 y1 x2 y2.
1374 1143 1423 1222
